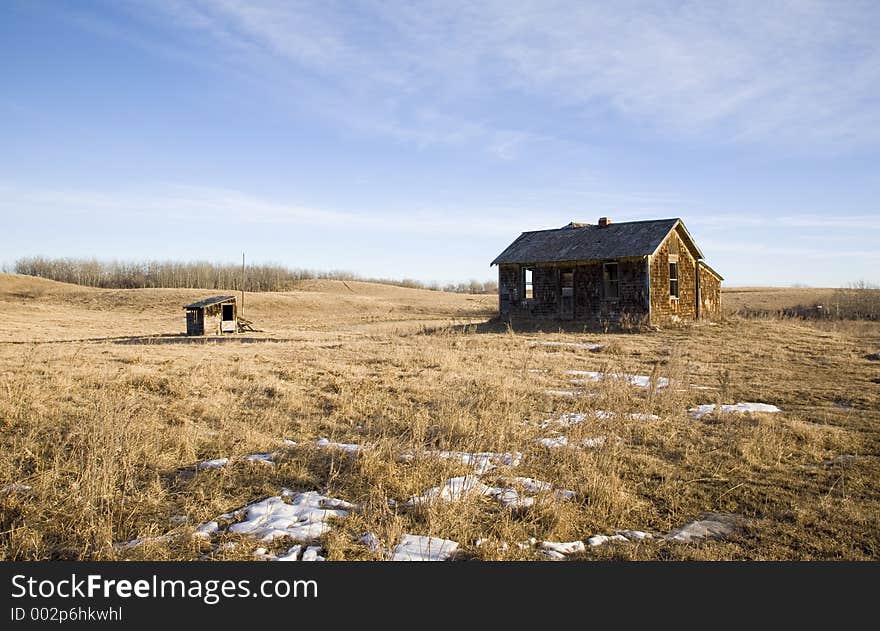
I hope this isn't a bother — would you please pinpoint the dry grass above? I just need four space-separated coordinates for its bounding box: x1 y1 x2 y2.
0 273 877 560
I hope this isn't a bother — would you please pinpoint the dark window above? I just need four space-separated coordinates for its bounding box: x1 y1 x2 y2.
222 303 235 321
603 262 619 299
561 270 573 294
669 262 679 298
524 268 534 300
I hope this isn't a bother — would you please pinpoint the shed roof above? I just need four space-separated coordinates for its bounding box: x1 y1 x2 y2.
491 218 703 265
183 295 236 310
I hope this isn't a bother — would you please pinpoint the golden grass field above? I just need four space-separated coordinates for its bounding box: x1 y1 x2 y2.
1 273 877 560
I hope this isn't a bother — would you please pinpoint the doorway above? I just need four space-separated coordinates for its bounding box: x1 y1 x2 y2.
222 303 234 322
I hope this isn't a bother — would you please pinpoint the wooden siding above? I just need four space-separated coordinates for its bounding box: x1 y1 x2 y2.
698 264 722 320
498 259 649 323
184 299 237 336
648 226 698 322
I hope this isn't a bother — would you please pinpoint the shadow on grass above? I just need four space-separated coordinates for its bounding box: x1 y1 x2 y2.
0 334 297 345
417 318 651 336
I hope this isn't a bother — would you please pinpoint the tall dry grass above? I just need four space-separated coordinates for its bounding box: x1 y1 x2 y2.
0 278 878 560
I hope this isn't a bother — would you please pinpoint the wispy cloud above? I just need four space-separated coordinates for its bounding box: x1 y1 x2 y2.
0 182 528 236
117 0 880 153
701 239 880 261
691 214 880 230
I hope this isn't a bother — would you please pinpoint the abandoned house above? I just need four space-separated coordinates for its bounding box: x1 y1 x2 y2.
184 296 238 336
491 217 722 324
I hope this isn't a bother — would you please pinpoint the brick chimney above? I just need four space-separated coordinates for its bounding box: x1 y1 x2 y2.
598 216 611 228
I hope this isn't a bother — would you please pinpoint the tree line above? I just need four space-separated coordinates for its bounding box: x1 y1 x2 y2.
9 257 499 295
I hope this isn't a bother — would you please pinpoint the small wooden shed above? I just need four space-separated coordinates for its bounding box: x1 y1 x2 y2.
184 296 237 336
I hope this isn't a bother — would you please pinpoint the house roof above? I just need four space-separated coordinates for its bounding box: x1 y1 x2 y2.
183 295 236 310
698 260 724 280
491 218 704 265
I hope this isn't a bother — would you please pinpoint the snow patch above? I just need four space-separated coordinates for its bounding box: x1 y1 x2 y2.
195 490 355 544
406 475 493 506
315 438 363 453
192 521 220 540
537 410 658 429
359 532 382 553
665 513 745 543
617 529 652 541
197 458 229 470
543 389 589 397
244 452 276 465
485 477 575 509
586 534 629 547
541 540 586 556
391 534 459 561
406 450 523 474
537 436 569 449
567 370 669 388
689 402 781 419
537 435 620 449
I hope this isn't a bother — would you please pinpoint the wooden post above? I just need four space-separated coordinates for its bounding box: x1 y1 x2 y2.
241 252 245 317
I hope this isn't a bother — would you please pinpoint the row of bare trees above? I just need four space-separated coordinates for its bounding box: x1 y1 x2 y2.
10 257 498 295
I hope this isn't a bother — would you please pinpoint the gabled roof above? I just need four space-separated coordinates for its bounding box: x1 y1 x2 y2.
698 260 724 280
491 218 703 265
183 295 236 310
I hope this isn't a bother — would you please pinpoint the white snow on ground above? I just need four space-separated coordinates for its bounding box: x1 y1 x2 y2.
665 513 744 543
406 475 493 506
1 483 31 494
244 453 276 465
536 411 658 429
566 370 669 388
617 530 652 541
688 402 781 419
359 532 382 553
537 435 619 449
391 534 459 561
528 341 603 351
544 389 587 397
587 534 630 546
197 458 229 470
628 413 661 421
538 436 570 449
195 490 355 544
301 546 324 561
277 545 303 560
406 474 574 510
280 439 297 447
486 477 576 509
528 369 548 374
540 412 589 427
193 521 220 539
314 438 363 453
405 450 523 474
254 544 326 561
541 540 586 556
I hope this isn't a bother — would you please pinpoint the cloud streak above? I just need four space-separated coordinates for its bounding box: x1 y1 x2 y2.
127 0 880 153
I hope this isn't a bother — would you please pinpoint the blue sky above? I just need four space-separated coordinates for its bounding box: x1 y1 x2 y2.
1 0 879 287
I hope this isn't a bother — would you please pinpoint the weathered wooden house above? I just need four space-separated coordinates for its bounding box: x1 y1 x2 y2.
491 217 722 324
184 296 238 336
